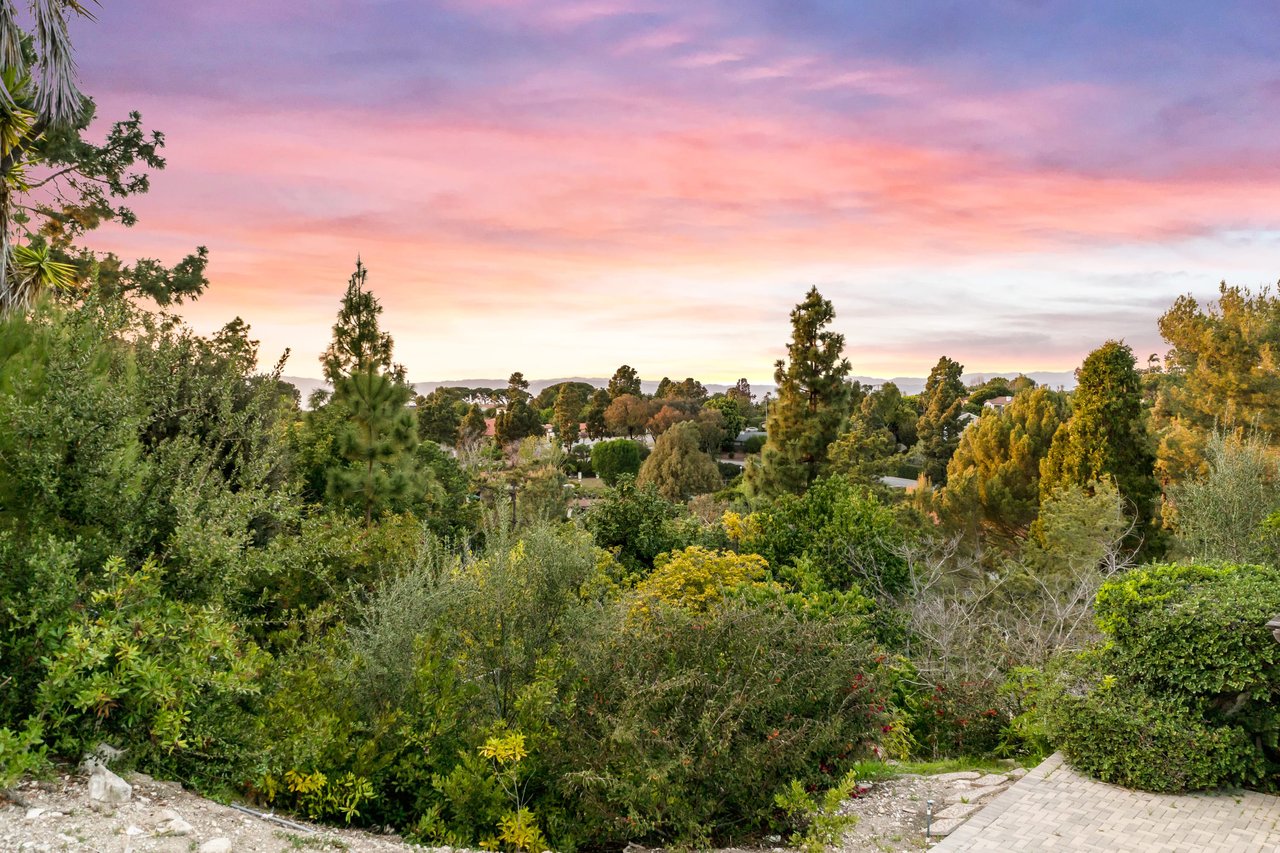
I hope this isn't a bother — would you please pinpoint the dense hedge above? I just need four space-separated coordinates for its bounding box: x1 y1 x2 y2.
1042 563 1280 792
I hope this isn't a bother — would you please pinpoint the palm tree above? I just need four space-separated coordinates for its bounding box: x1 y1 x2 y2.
0 0 95 314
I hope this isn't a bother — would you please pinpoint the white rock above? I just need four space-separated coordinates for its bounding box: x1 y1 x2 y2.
154 809 195 836
199 838 233 853
23 807 44 820
126 825 145 836
87 764 132 804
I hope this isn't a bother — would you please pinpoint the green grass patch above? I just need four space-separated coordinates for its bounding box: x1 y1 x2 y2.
849 756 1018 783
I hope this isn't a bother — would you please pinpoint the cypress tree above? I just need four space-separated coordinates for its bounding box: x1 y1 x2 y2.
584 388 610 439
416 390 461 446
746 287 851 497
552 383 582 449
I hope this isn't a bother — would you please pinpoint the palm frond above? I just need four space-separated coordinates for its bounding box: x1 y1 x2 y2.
31 0 83 126
0 0 23 110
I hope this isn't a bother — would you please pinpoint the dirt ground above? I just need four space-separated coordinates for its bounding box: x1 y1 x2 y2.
0 769 427 853
0 765 1019 852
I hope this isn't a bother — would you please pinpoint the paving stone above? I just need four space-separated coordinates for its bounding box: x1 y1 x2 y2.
934 802 981 820
928 818 966 838
932 771 982 782
970 773 1010 787
946 783 1007 805
934 753 1280 852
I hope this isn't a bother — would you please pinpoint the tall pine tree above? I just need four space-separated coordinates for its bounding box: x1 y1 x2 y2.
940 386 1068 546
916 356 966 484
745 287 851 497
323 259 423 525
1040 340 1158 542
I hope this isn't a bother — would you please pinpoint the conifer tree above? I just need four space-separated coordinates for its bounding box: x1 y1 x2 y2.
1154 283 1280 481
916 356 966 484
1040 340 1158 538
860 381 917 447
494 372 543 444
584 388 610 439
322 258 404 385
460 403 488 444
637 421 722 501
322 259 422 525
329 369 420 526
416 390 461 446
552 383 582 449
745 287 851 497
941 386 1068 545
607 364 642 399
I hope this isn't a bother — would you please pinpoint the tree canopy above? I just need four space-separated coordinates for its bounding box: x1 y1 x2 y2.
746 287 851 497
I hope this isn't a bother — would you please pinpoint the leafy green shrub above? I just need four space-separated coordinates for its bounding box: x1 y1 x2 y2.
36 558 268 782
1041 652 1263 792
744 475 910 596
549 597 893 847
590 439 643 486
1093 562 1280 702
907 679 1005 760
743 434 767 454
0 721 48 790
584 476 690 575
774 771 859 853
1040 562 1280 792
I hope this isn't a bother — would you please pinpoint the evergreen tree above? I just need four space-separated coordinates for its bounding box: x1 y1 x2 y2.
552 383 582 449
940 386 1068 546
584 388 610 439
322 259 404 385
704 396 746 449
416 389 461 446
637 421 722 501
916 356 966 484
745 287 851 497
1040 340 1159 540
726 378 754 407
590 439 644 486
460 403 488 444
1154 283 1280 481
328 369 421 526
827 414 897 484
860 381 917 447
495 372 543 444
321 260 423 525
607 364 642 399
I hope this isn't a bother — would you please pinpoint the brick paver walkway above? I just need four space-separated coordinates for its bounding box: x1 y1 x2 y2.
934 753 1280 852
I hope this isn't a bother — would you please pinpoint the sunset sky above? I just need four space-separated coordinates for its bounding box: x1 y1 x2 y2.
73 1 1280 384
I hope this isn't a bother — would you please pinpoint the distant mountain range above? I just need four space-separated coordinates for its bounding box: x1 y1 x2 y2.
283 370 1077 406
